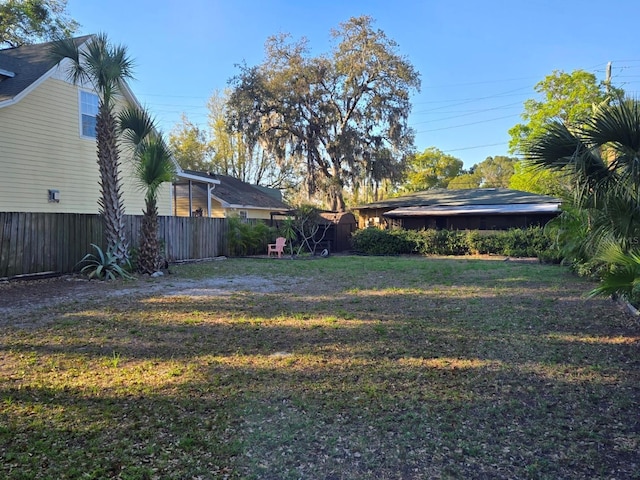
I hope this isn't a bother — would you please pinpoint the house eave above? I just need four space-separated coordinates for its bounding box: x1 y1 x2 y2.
0 68 15 78
383 203 561 218
176 172 221 185
223 204 288 211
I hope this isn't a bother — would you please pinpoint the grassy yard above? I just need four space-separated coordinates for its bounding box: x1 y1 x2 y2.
0 256 638 479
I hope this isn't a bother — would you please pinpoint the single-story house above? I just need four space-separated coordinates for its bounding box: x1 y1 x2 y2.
0 35 207 215
172 171 290 220
354 188 561 231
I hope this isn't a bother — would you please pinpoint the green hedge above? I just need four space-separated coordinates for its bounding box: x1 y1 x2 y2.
351 227 552 258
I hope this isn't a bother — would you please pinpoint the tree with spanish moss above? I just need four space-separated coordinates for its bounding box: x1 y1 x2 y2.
226 16 420 211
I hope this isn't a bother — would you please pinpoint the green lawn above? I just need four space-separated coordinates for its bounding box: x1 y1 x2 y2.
1 256 638 479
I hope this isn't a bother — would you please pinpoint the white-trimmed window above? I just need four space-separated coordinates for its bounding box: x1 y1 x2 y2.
80 90 99 138
239 210 248 222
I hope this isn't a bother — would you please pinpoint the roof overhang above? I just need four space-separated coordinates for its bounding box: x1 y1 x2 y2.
213 200 287 211
383 203 561 218
176 171 221 185
0 68 15 78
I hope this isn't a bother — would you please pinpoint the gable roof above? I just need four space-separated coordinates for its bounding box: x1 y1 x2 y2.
180 171 290 210
0 36 208 187
355 188 561 210
0 35 93 105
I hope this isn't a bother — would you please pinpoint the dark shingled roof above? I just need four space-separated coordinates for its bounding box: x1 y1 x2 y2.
0 35 93 103
355 188 561 210
182 171 290 210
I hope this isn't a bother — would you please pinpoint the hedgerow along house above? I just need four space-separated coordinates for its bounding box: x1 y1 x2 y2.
354 188 561 231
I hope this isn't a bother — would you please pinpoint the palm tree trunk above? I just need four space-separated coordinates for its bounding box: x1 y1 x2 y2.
138 198 160 274
96 105 128 263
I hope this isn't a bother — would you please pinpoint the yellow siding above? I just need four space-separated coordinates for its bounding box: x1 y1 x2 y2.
0 77 172 214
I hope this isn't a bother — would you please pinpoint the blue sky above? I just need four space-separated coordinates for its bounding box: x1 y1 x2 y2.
66 0 640 169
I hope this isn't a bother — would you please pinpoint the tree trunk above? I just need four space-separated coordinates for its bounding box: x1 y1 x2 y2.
137 198 160 274
96 105 129 263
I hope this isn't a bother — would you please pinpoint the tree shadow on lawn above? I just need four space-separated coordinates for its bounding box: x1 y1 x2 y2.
1 342 638 479
2 285 637 369
1 262 639 478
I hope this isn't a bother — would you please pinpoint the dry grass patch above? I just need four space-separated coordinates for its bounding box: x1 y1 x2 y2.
0 256 638 479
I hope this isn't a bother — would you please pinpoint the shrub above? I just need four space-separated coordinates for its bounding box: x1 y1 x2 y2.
350 228 413 255
227 216 274 256
351 227 550 258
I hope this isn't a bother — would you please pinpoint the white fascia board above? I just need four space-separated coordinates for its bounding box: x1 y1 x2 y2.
0 38 92 109
177 171 221 185
208 195 286 211
222 203 286 211
0 62 58 109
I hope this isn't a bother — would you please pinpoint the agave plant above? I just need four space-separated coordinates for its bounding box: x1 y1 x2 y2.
78 244 133 280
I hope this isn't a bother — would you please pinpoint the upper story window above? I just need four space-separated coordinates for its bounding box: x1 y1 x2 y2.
80 90 99 138
239 210 248 222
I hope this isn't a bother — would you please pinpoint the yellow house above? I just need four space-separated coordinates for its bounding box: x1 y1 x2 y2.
0 35 197 215
173 171 290 220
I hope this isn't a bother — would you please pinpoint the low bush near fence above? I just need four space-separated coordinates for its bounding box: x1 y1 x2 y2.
351 227 553 258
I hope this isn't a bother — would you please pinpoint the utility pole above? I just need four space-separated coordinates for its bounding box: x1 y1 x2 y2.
605 61 612 95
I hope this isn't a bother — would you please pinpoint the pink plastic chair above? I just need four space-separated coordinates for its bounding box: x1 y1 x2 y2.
268 237 286 258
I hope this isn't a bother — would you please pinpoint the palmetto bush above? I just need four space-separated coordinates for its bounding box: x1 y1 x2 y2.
526 97 640 296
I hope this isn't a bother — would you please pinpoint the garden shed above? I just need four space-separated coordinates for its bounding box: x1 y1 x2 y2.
319 212 357 252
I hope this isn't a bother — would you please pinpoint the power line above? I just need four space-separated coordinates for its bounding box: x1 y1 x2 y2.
411 101 523 125
416 114 520 133
443 142 509 153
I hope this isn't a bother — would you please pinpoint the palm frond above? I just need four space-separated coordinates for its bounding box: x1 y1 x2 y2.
118 104 157 151
48 36 88 86
135 136 175 199
81 33 135 107
583 98 640 152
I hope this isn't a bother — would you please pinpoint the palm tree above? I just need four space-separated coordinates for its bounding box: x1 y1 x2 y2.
527 98 640 251
527 98 640 299
50 33 134 263
119 105 175 274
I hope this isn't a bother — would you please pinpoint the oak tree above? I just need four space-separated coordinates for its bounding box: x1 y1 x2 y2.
226 16 420 211
0 0 78 47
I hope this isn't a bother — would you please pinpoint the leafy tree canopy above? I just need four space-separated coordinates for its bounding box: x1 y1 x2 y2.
508 69 621 155
169 92 296 188
226 16 420 211
168 114 214 172
0 0 79 47
447 155 517 189
508 161 569 196
400 147 463 192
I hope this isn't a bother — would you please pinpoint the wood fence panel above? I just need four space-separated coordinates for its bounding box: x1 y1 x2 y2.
0 213 10 277
0 213 227 278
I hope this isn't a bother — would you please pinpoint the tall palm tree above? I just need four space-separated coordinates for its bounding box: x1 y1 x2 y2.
50 33 134 263
119 105 175 274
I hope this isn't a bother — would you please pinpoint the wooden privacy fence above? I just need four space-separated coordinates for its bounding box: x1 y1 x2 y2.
0 212 228 279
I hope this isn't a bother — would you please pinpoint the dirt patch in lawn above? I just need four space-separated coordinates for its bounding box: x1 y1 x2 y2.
0 272 300 328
